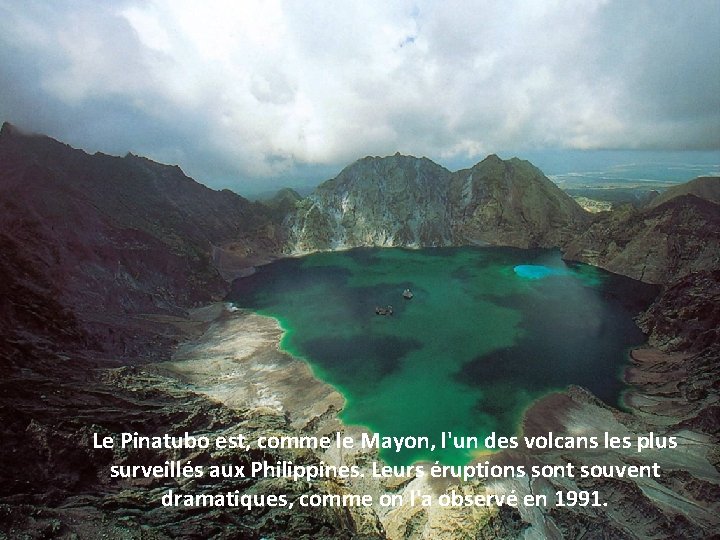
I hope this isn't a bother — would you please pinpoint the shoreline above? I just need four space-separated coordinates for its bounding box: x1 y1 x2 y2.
157 304 347 432
155 304 521 536
157 297 686 450
151 287 719 538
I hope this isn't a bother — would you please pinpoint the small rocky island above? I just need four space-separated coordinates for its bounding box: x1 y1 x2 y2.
375 305 394 316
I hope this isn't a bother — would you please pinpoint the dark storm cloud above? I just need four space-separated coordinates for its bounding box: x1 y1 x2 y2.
586 0 720 149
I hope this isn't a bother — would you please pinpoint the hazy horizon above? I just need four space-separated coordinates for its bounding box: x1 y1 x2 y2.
247 148 720 198
4 117 718 198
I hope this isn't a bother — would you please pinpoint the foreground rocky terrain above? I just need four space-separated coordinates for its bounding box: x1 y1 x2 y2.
1 124 718 538
0 124 358 538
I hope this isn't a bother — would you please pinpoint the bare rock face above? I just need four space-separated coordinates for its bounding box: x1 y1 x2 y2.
288 154 454 249
287 153 588 251
636 270 720 354
562 193 720 284
447 155 588 248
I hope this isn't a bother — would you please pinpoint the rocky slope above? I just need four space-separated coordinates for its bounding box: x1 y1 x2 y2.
447 155 589 247
562 178 720 445
0 122 284 363
563 188 720 284
288 154 453 249
0 125 367 539
647 176 720 209
636 270 720 354
288 153 588 251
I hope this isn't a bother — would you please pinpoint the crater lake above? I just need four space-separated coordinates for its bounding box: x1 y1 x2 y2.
228 247 658 465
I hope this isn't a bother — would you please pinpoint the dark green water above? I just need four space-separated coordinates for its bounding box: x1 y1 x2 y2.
228 247 657 465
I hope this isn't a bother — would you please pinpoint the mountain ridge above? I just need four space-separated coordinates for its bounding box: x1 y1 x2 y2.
647 175 720 208
0 122 284 362
287 152 589 252
563 191 720 284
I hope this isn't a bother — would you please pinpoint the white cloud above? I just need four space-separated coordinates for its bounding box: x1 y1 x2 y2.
0 0 718 189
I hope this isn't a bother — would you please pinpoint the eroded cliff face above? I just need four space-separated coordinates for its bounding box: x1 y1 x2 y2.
287 153 588 252
288 154 453 249
562 191 720 284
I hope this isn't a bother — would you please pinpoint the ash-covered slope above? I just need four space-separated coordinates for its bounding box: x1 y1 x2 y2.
287 153 587 251
0 122 281 361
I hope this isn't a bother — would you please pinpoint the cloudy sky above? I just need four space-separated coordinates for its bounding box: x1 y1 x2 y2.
1 0 718 193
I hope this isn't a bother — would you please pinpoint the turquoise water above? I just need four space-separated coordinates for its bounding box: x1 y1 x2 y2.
513 264 574 280
229 247 657 464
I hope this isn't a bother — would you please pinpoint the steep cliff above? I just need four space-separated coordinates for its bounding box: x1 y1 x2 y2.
287 153 588 251
0 122 282 361
447 155 588 247
563 188 720 284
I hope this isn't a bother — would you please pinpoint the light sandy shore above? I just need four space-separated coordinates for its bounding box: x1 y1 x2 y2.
158 305 345 431
154 304 720 539
153 304 507 537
